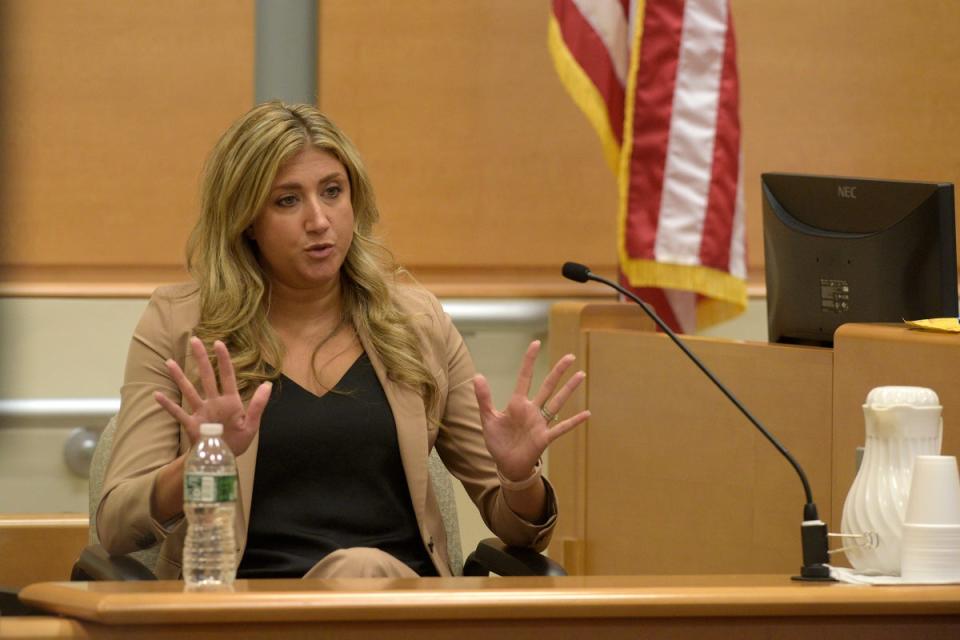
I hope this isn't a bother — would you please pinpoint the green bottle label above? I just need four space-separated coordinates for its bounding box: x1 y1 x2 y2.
184 474 237 503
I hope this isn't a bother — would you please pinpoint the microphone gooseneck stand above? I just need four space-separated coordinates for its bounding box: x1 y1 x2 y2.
561 262 833 581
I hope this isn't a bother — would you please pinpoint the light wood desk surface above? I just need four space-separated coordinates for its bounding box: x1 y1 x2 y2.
5 575 960 639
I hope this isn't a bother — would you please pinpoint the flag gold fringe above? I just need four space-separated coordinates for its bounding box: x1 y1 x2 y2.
617 257 748 326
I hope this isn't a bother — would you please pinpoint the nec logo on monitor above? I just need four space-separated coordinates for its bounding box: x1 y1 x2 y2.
838 185 857 199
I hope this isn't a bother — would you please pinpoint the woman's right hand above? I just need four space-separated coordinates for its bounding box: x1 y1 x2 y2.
154 336 272 456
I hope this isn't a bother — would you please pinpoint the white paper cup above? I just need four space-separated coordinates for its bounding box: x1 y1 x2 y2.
904 455 960 525
901 523 960 581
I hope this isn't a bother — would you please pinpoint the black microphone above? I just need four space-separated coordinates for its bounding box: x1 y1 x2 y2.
561 261 832 581
561 261 590 283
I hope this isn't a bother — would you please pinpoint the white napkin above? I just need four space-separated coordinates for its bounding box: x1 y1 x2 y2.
829 565 960 585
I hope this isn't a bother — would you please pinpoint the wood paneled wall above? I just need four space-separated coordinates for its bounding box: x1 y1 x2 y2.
735 0 960 269
0 0 253 296
316 1 617 296
1 1 958 297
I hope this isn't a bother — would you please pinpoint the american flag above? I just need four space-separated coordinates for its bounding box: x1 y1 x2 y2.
549 0 747 333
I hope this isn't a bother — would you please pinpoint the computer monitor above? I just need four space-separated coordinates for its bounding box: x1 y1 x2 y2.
762 173 958 346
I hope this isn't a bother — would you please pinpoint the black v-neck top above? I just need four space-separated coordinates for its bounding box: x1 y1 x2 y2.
236 353 438 578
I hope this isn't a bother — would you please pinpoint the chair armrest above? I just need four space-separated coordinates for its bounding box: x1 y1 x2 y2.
0 586 44 616
71 544 157 581
462 538 567 577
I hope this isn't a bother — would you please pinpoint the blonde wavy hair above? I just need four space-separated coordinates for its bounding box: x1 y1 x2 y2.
186 101 438 417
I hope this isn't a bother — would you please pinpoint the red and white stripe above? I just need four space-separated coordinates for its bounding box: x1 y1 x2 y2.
551 0 629 148
552 0 746 333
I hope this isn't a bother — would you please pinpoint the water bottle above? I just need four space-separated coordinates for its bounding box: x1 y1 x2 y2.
183 422 237 590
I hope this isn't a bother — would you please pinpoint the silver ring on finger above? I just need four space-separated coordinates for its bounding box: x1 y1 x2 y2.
539 405 559 423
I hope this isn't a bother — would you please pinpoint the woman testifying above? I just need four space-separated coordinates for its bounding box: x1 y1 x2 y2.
96 102 590 579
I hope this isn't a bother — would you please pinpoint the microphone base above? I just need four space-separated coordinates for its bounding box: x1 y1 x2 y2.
791 565 836 582
796 517 833 581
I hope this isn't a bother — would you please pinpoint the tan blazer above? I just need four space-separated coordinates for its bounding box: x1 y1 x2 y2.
96 282 556 578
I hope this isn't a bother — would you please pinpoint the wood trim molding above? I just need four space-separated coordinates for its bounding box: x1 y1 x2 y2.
0 266 769 299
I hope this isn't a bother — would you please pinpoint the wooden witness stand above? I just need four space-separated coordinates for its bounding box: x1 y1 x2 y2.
8 575 960 639
546 304 960 576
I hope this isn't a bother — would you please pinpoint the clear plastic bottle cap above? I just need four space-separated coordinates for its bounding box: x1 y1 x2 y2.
199 423 224 436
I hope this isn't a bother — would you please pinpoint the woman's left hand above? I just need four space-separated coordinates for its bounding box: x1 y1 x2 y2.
473 340 590 482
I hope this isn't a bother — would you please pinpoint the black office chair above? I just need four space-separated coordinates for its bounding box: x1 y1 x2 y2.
0 586 44 615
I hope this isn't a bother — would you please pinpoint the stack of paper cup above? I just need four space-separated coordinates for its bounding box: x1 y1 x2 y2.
900 455 960 582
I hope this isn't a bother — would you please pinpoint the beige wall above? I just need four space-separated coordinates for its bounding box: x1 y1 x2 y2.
0 298 147 515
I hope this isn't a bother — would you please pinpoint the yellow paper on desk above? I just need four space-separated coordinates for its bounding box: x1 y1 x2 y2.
904 317 960 333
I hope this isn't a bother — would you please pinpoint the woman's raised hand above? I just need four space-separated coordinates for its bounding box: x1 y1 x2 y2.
473 340 590 482
154 337 272 456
